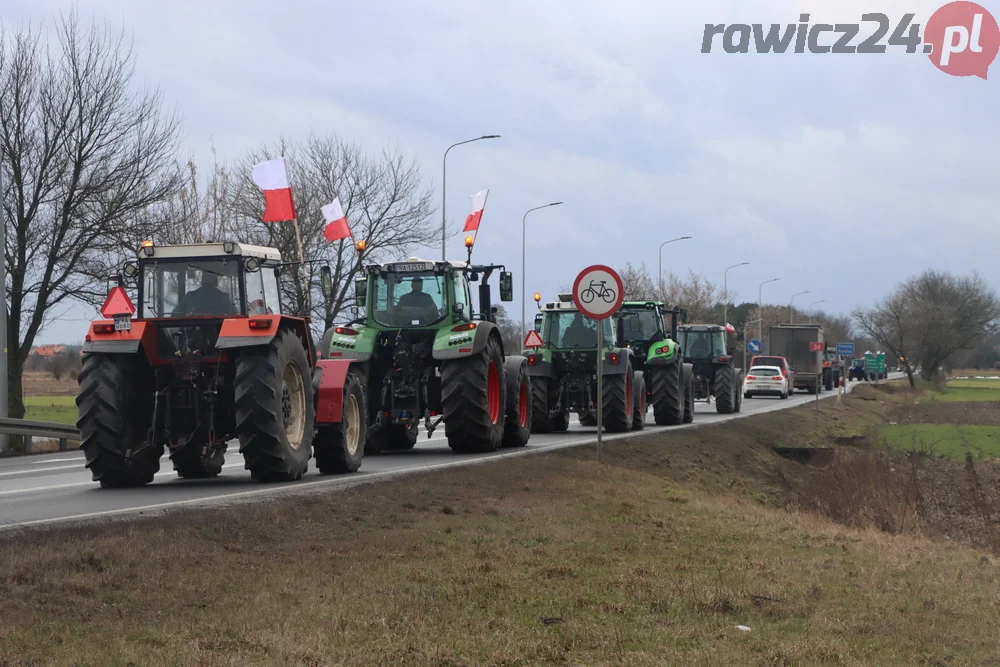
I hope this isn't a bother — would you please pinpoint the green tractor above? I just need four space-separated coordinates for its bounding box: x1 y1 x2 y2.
614 301 695 425
525 294 638 433
675 324 744 414
319 256 531 455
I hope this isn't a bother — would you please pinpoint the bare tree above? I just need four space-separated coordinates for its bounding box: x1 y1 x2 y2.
855 270 1000 385
0 14 181 419
618 261 656 300
225 135 436 337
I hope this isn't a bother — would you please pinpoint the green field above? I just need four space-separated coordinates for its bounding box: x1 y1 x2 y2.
918 378 1000 402
23 395 76 424
879 423 1000 461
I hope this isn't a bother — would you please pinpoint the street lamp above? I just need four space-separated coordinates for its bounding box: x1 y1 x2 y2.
0 161 6 452
441 134 500 260
789 290 810 324
744 317 762 370
521 201 563 344
758 278 780 346
658 237 692 293
723 262 749 326
808 299 826 323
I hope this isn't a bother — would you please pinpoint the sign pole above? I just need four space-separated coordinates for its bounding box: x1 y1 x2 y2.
596 318 602 463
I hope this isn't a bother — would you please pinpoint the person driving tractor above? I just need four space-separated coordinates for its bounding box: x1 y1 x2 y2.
396 276 439 323
173 271 237 316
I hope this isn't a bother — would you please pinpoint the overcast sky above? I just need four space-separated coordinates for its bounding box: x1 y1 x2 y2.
5 0 998 344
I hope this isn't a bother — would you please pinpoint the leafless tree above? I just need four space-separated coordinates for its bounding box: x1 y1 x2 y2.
616 262 720 323
855 270 1000 386
0 14 181 418
224 135 436 337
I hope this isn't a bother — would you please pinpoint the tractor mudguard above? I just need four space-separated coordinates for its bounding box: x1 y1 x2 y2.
319 325 375 362
433 320 498 360
214 317 278 349
600 347 633 375
82 320 149 354
313 359 353 424
525 349 554 378
644 338 679 365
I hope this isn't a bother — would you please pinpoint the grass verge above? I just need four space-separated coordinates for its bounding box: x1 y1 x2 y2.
879 423 1000 461
6 386 998 665
22 395 77 425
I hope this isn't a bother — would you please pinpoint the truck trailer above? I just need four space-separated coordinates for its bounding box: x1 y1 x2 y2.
768 324 825 394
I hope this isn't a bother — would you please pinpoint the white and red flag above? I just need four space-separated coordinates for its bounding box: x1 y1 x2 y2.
321 197 352 242
252 158 296 222
462 189 489 232
725 323 736 334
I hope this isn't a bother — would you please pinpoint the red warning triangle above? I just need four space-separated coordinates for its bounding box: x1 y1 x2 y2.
100 286 136 318
523 329 544 348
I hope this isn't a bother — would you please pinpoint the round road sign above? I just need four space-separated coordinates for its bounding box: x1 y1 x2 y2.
572 264 624 320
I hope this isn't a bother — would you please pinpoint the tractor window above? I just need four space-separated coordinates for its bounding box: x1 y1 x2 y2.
619 310 662 343
372 271 446 327
262 267 281 314
140 259 240 318
452 273 472 314
244 264 280 315
678 330 727 359
544 312 614 349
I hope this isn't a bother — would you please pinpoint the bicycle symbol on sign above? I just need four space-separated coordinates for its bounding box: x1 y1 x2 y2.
580 279 616 305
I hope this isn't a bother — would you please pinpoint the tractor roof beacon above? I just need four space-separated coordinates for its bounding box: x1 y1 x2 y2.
676 323 744 415
525 294 639 433
317 255 533 455
77 240 363 488
615 301 695 426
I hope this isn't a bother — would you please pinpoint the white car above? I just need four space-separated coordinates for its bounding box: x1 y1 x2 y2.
743 365 789 399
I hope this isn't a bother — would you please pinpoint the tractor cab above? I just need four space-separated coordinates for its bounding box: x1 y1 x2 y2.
615 301 687 365
676 325 730 363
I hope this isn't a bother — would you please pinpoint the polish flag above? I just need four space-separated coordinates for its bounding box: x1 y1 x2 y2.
725 323 736 334
252 158 296 222
462 189 489 232
322 197 352 242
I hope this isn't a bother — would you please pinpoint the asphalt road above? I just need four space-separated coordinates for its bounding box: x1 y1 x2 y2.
0 377 898 532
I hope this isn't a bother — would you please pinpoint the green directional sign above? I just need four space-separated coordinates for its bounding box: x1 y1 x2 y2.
865 353 886 373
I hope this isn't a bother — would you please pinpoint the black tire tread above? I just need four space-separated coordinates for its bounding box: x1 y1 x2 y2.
502 357 531 448
233 329 314 482
441 335 506 453
715 365 735 414
602 359 633 433
315 372 366 474
651 363 683 426
631 371 646 431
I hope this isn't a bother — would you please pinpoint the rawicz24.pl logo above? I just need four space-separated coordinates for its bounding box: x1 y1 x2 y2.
701 1 1000 79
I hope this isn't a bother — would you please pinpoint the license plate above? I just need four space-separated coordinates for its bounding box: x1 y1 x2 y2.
390 262 431 273
114 316 131 331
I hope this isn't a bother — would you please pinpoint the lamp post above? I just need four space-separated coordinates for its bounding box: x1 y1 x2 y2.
0 161 6 452
744 318 761 371
723 262 749 326
441 134 500 260
521 201 563 344
758 278 780 347
789 290 810 324
657 236 692 294
808 299 826 323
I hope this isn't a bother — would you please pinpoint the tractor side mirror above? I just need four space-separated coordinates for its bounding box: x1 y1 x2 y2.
534 313 543 332
354 278 368 304
320 265 333 299
499 271 513 302
106 274 122 295
122 261 138 283
245 257 261 273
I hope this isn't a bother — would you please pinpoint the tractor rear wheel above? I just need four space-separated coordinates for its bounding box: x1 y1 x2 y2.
714 365 736 414
441 335 506 453
602 359 634 433
734 374 744 413
502 357 531 448
77 353 161 488
631 371 647 431
530 377 554 433
234 329 314 482
682 365 695 423
171 439 225 479
315 372 366 474
651 363 683 426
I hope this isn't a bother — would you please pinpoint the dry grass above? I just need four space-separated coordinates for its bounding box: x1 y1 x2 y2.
22 372 78 397
6 387 997 665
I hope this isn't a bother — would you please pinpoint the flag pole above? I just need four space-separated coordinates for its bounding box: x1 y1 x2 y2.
284 157 309 313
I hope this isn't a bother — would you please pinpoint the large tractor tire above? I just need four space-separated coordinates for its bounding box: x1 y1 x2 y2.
651 363 684 426
631 371 647 431
530 377 554 433
502 357 531 448
734 373 744 413
441 335 506 453
714 365 736 414
824 370 834 392
366 423 418 455
682 365 695 423
602 358 634 433
234 329 315 482
171 439 225 479
315 372 366 474
77 353 161 488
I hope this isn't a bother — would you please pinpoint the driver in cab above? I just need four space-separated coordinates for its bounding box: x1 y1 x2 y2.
396 276 439 324
173 271 237 316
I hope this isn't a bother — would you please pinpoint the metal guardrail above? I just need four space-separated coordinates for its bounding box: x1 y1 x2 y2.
0 418 80 453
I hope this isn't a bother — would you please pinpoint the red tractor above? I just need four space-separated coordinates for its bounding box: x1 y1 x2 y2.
76 241 365 487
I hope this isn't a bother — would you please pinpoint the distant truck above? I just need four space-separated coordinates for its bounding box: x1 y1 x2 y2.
768 324 825 394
